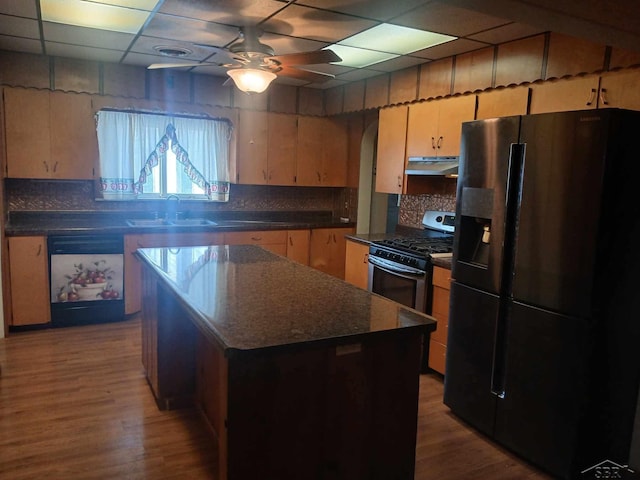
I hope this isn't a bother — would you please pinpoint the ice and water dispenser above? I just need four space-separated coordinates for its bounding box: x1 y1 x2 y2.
457 187 495 268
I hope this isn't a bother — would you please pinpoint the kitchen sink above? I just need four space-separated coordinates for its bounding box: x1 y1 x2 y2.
169 218 217 226
126 218 172 227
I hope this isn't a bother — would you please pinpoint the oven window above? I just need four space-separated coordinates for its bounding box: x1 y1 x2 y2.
371 268 418 309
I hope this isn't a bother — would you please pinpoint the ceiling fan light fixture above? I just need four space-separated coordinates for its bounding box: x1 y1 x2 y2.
227 68 276 94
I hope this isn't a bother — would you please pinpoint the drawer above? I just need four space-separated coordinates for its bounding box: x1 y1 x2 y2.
428 340 447 375
431 286 450 320
432 266 451 289
430 314 448 344
224 230 287 246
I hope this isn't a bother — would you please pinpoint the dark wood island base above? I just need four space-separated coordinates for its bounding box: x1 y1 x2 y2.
137 245 436 480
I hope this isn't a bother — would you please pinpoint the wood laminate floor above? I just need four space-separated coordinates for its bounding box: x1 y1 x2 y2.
0 317 551 479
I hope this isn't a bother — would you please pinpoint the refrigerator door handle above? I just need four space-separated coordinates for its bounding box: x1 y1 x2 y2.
491 142 526 397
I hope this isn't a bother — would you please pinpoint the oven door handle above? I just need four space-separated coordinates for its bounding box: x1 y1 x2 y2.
368 256 426 277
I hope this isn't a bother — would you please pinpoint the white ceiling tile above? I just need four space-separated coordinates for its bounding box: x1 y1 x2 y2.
0 34 43 54
43 22 134 50
0 0 38 17
294 0 429 22
411 38 490 59
143 12 240 45
45 42 123 62
366 55 428 72
159 0 284 26
258 32 330 56
336 68 384 82
467 23 546 44
392 1 511 37
268 4 378 43
0 15 40 38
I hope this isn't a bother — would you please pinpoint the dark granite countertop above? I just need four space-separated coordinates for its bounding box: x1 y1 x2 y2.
4 210 355 236
136 244 436 356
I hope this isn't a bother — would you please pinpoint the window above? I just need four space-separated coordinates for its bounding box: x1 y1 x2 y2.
96 110 232 202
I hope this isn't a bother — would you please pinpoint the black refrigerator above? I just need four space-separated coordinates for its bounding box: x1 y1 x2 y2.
444 109 640 479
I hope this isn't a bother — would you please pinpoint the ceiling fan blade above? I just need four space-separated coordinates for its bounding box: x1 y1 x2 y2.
148 62 223 70
277 65 336 83
269 49 341 66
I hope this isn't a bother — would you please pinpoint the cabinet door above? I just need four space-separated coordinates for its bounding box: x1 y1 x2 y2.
310 227 355 279
476 87 530 120
436 94 477 157
8 236 50 326
296 116 324 186
237 110 268 185
406 101 439 158
124 232 224 314
50 91 96 179
529 75 600 114
287 229 310 265
267 113 297 185
4 88 51 178
429 266 451 374
344 239 369 290
322 117 348 186
376 106 408 194
598 69 640 110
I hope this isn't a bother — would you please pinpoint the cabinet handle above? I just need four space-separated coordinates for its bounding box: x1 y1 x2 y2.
326 235 331 244
397 175 402 189
586 88 597 106
36 245 42 256
431 137 436 149
317 171 321 182
333 234 337 243
263 170 267 180
53 161 58 173
43 161 49 172
289 237 293 246
599 88 609 106
437 136 443 149
363 253 369 264
251 236 262 241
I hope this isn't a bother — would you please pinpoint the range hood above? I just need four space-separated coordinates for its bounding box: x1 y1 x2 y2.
405 156 459 176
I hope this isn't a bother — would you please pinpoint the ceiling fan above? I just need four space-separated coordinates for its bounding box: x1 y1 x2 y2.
148 27 342 93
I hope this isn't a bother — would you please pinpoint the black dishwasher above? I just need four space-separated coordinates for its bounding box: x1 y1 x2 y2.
48 235 125 327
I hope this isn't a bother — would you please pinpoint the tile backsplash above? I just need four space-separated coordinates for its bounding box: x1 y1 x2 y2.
399 193 456 228
5 179 351 218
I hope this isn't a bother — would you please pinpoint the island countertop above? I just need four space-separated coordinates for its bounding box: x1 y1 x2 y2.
135 244 436 356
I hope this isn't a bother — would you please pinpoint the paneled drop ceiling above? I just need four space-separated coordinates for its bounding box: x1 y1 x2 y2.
0 0 638 89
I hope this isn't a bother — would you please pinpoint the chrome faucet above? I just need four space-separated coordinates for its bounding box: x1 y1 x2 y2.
165 194 180 220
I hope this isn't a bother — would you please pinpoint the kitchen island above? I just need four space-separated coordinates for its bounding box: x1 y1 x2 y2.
136 244 436 480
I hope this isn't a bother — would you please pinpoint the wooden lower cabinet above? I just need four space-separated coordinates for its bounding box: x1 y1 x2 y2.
309 227 355 279
286 229 310 265
125 232 224 314
223 230 287 256
429 266 451 374
7 236 51 326
344 239 369 289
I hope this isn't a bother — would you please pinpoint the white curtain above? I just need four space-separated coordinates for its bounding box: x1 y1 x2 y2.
96 110 231 201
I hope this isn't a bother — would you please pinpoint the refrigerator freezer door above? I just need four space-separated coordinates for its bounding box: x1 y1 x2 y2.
453 116 521 295
443 281 500 436
513 111 608 317
494 300 594 479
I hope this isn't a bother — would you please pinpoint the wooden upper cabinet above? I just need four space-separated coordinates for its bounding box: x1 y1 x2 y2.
322 117 348 186
529 75 600 114
267 113 297 185
296 116 348 187
436 95 476 157
406 101 439 158
4 87 95 179
476 87 530 120
406 95 476 158
4 87 50 178
296 116 324 186
237 110 269 185
598 69 640 111
50 91 96 179
376 105 407 194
